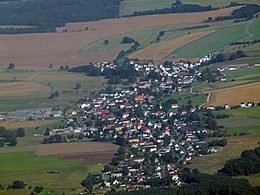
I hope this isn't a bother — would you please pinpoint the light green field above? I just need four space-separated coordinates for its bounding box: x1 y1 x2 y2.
249 17 260 41
214 106 260 119
236 173 260 186
217 117 260 135
80 24 184 54
0 70 108 112
187 135 260 175
119 0 260 16
0 152 102 195
171 22 247 58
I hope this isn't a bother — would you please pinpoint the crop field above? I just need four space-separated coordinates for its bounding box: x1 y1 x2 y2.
188 135 260 175
205 82 260 107
119 0 259 16
129 30 215 61
0 142 118 157
0 6 239 68
171 22 247 58
214 106 260 118
0 152 104 194
0 70 108 112
217 117 260 135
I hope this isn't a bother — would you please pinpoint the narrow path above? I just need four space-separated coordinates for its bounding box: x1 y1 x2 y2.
199 93 211 109
27 71 41 81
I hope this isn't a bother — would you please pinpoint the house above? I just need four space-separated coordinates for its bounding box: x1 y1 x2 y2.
171 104 178 109
135 94 147 102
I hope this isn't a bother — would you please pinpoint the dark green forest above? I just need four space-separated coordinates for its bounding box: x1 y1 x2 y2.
0 0 122 28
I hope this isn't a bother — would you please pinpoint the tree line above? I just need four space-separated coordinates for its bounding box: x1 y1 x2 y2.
0 0 122 32
0 126 25 147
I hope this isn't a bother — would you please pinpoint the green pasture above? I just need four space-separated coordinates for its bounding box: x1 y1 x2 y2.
214 106 260 119
0 152 102 195
119 0 260 16
79 24 184 54
249 17 260 41
171 23 247 58
217 117 260 135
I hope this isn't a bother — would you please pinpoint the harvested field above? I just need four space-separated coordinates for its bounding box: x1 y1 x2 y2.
129 30 215 61
0 6 240 68
205 82 260 107
188 135 260 174
0 119 59 130
60 151 116 164
0 82 50 99
0 142 119 164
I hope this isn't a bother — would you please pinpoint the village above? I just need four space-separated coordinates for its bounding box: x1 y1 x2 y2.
1 54 258 193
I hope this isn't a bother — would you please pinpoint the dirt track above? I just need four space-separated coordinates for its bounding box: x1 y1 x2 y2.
0 6 240 68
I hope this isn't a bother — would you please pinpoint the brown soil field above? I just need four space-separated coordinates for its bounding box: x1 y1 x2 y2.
205 82 260 107
0 142 119 163
60 151 117 164
0 119 59 129
0 82 51 99
129 30 215 61
0 6 240 68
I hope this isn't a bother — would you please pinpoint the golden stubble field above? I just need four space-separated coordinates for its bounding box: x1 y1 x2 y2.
0 6 240 68
205 82 260 107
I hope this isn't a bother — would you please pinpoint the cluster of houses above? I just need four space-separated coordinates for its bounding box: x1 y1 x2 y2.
61 58 229 192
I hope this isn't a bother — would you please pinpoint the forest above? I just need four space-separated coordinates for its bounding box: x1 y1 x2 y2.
0 0 122 28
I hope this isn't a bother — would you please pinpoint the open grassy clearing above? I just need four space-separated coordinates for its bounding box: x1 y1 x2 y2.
205 82 260 107
0 152 103 195
236 173 260 186
171 22 247 58
119 0 259 16
249 17 260 41
187 135 260 175
129 30 215 61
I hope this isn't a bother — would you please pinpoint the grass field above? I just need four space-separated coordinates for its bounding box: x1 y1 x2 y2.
119 0 259 16
129 30 215 61
0 152 103 195
214 106 260 119
171 22 247 58
0 70 108 112
188 135 260 175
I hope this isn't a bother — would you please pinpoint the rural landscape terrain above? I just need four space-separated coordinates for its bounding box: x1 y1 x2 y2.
0 0 260 195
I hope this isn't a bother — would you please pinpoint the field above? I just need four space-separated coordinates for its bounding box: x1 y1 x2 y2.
0 70 108 112
0 152 104 195
188 135 260 175
0 6 239 68
129 30 215 62
171 22 247 58
0 82 50 99
119 0 259 16
0 142 118 194
205 82 260 107
214 106 260 135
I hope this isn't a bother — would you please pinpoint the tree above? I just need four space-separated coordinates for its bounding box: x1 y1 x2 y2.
103 39 110 45
15 127 25 137
104 164 111 172
122 166 129 176
8 137 17 146
11 180 26 189
75 82 81 89
48 63 53 69
0 139 4 147
7 63 15 69
33 186 43 193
